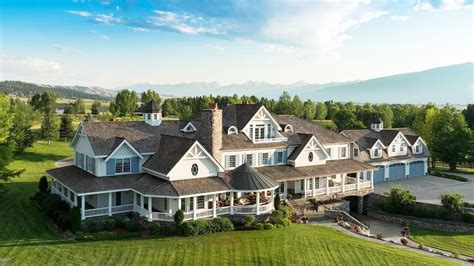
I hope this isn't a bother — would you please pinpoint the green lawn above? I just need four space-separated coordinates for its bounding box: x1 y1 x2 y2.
410 227 474 257
0 141 456 265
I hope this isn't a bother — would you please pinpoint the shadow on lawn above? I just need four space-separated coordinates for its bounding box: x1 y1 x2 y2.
14 151 69 164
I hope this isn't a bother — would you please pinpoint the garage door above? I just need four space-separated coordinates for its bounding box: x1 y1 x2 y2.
373 165 385 183
409 161 425 177
389 163 406 180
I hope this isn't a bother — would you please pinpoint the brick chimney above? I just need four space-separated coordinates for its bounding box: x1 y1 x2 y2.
198 103 222 162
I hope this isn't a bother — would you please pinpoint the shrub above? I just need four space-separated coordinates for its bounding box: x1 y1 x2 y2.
102 219 116 231
277 218 291 227
180 218 234 236
274 193 281 210
86 220 99 233
69 206 81 233
400 238 408 246
159 225 177 236
114 217 125 228
418 244 424 249
440 193 465 213
211 217 234 232
56 212 71 230
38 176 48 193
245 215 256 227
174 209 184 225
149 223 161 236
255 223 265 230
270 210 283 223
123 218 140 232
452 252 459 259
464 212 474 223
263 223 275 230
387 185 416 212
279 206 292 218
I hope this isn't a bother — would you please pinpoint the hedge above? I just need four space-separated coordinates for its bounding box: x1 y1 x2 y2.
179 217 234 236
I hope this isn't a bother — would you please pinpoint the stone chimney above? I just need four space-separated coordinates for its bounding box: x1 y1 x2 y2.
198 103 222 162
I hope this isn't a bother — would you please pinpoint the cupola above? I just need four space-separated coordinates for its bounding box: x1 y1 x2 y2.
142 100 162 126
370 117 384 132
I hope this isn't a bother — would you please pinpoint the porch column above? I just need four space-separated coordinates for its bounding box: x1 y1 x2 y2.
405 162 409 178
256 192 260 215
356 172 360 190
140 194 144 208
133 192 136 212
342 174 346 192
73 192 78 207
213 194 217 218
178 198 182 211
326 177 329 195
81 195 85 220
230 193 234 215
384 165 389 179
147 197 152 221
424 159 428 175
193 196 197 220
284 181 288 199
370 170 374 188
312 177 316 197
270 189 274 205
108 192 112 216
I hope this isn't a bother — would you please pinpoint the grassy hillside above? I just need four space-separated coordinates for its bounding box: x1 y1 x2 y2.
0 141 455 265
410 227 474 257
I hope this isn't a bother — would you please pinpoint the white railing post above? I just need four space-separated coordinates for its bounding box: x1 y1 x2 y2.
256 192 260 215
342 175 346 192
370 170 374 188
356 173 360 190
326 177 330 195
73 192 77 207
230 193 234 215
178 198 182 211
312 177 316 198
213 194 217 218
193 196 197 220
148 197 152 221
284 181 288 199
81 195 85 220
270 190 275 210
108 192 112 216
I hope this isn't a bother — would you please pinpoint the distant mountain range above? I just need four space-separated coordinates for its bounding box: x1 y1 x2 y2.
2 63 472 104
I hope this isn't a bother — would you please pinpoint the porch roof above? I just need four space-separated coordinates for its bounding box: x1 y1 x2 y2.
47 165 230 197
257 159 378 182
224 163 279 191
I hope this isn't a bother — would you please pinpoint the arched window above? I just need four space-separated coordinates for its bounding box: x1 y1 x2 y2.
191 163 199 176
227 126 238 135
284 124 293 133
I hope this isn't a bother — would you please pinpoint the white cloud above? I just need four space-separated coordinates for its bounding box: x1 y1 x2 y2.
131 27 149 32
414 0 473 11
149 10 223 35
66 10 92 17
1 53 63 74
391 15 409 21
95 14 122 24
262 1 389 51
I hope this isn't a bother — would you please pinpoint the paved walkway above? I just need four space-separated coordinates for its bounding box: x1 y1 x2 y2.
311 218 469 265
55 157 73 167
374 174 474 204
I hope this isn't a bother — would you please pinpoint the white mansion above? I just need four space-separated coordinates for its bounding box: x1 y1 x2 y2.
48 101 429 221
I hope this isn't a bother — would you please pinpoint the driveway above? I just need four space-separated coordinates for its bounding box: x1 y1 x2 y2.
374 174 474 205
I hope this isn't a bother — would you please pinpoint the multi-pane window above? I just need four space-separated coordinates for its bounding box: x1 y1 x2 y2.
261 153 269 165
76 152 84 168
197 196 205 209
164 198 168 210
374 149 379 157
341 147 347 157
279 182 285 193
147 114 151 120
86 156 95 173
300 180 305 190
267 124 272 138
314 178 320 189
181 199 186 210
415 145 421 153
249 125 254 139
392 145 396 152
308 179 313 190
154 113 158 119
400 146 404 152
116 158 131 173
354 148 359 157
190 197 194 211
255 125 265 140
244 154 253 165
276 151 283 164
229 155 236 168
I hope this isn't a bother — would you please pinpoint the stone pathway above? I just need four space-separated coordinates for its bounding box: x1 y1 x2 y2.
55 157 74 167
311 218 470 265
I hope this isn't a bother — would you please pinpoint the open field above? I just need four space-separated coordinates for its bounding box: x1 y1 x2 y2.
0 141 456 265
410 227 474 257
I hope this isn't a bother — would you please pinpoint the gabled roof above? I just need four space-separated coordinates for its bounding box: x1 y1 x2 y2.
105 138 143 161
225 164 279 191
287 134 314 160
143 135 197 175
80 121 197 156
222 104 263 130
275 114 352 144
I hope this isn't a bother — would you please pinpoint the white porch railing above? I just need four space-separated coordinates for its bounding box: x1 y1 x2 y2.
345 183 357 191
184 212 194 221
111 204 134 214
135 205 148 217
314 188 326 195
151 212 174 221
216 206 231 215
233 205 257 214
359 181 371 189
258 204 274 213
329 185 342 193
252 137 288 143
84 207 109 218
195 209 214 218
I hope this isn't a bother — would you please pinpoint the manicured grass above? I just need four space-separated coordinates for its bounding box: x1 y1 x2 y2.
410 227 474 257
430 171 468 182
0 141 456 265
431 166 474 175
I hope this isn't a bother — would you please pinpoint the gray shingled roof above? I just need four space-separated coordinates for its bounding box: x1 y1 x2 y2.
48 165 230 196
139 100 161 113
81 121 197 156
287 133 314 161
143 135 197 175
225 164 279 191
222 104 262 130
274 114 352 144
258 159 378 182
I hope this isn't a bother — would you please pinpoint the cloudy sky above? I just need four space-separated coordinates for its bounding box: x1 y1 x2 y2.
0 0 472 88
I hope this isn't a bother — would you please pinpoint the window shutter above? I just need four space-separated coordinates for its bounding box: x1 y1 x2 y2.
225 155 230 169
131 157 140 173
283 150 287 163
258 153 262 165
91 158 96 173
81 154 85 169
106 159 115 176
274 151 279 164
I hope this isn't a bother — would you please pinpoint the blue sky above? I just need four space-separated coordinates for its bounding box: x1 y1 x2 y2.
0 0 472 88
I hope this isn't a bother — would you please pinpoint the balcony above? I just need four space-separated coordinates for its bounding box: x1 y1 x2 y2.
252 137 288 144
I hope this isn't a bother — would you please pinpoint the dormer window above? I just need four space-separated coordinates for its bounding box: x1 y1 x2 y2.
354 148 359 157
181 122 196 133
284 124 293 133
400 146 404 152
374 149 379 157
147 114 151 120
415 145 421 153
227 126 238 135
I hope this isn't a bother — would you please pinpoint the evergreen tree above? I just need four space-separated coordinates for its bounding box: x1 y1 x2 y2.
59 115 74 142
141 90 161 105
291 95 304 118
276 91 292 115
91 100 101 115
41 111 59 145
73 98 86 114
303 99 316 120
462 104 474 130
315 102 328 120
8 98 36 154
